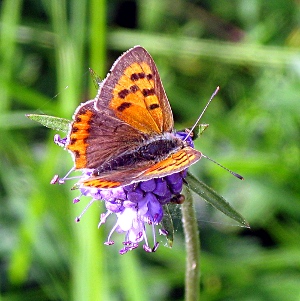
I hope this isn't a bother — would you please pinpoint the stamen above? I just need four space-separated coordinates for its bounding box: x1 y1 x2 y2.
62 175 84 182
152 242 159 252
153 213 159 223
123 241 132 246
51 168 79 185
98 212 110 228
54 134 67 147
119 248 129 255
75 198 97 222
142 227 149 247
122 242 138 252
151 221 157 247
136 232 143 240
159 229 168 236
124 232 130 243
57 167 76 184
143 245 152 252
104 241 114 246
130 243 138 250
106 222 119 243
50 175 59 184
73 197 80 204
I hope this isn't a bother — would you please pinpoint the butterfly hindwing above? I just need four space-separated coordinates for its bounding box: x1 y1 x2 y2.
81 147 202 188
66 99 147 169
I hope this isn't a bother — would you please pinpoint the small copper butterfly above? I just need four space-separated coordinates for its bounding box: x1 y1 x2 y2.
66 46 202 189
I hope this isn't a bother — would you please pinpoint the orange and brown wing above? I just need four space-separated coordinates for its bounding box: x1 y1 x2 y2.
95 46 174 135
66 99 146 169
80 147 202 189
143 147 202 178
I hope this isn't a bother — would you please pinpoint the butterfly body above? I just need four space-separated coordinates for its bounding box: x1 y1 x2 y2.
91 132 186 176
66 46 202 189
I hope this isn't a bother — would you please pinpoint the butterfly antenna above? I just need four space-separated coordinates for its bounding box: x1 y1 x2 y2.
52 69 93 100
184 86 219 142
202 154 244 180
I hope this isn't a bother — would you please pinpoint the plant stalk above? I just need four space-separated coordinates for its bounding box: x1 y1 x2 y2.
182 186 200 301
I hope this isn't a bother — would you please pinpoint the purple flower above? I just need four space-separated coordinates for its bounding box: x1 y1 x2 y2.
52 132 193 254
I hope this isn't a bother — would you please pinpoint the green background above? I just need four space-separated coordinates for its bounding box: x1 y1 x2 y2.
1 0 300 300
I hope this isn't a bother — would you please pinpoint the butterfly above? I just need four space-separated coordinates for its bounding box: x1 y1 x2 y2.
66 46 202 189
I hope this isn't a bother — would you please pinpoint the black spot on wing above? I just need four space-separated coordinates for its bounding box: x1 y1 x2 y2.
146 73 153 80
130 73 139 81
138 72 145 79
142 88 155 97
117 102 132 112
118 89 130 99
130 85 139 93
130 72 153 81
149 103 159 110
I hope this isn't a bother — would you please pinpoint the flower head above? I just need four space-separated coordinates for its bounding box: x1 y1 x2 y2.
52 132 194 254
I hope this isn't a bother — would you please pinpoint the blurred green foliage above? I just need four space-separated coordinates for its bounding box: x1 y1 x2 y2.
1 0 300 300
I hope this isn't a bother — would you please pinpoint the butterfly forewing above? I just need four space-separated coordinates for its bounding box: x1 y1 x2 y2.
95 46 174 135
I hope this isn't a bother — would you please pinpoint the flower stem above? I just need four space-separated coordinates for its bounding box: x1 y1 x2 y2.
182 186 200 301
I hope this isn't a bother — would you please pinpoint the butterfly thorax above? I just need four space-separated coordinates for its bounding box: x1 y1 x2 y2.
92 133 185 176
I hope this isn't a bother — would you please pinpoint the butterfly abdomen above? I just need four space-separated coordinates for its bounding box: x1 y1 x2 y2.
92 137 184 176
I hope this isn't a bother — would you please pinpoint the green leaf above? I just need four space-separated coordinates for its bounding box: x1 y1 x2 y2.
89 68 102 89
161 204 174 248
178 123 209 141
186 172 249 227
193 123 209 140
25 114 71 133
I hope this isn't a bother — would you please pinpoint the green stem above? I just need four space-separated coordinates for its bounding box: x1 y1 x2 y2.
182 186 200 301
